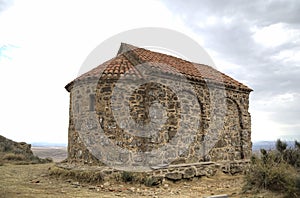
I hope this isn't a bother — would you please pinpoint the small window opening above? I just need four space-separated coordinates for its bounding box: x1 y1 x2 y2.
89 94 95 111
75 103 79 113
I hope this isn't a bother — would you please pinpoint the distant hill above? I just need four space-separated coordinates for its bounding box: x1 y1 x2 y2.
252 141 295 151
31 142 67 147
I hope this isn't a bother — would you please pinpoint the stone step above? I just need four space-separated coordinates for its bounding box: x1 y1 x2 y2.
204 194 228 198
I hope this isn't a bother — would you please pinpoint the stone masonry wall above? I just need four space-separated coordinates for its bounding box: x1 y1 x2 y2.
67 74 251 167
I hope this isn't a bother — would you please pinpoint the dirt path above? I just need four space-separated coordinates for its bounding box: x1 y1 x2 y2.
0 163 282 198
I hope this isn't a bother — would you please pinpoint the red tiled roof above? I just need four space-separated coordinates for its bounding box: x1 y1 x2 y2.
65 43 252 92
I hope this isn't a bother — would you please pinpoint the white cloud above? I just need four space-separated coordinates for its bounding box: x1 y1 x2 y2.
272 49 300 64
0 0 201 144
251 110 282 141
1 0 300 144
161 0 300 142
252 23 300 47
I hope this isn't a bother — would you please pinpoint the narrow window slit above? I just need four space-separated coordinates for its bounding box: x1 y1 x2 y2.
89 94 95 111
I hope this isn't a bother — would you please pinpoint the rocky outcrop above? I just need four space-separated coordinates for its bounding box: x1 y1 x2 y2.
0 135 52 164
0 135 33 156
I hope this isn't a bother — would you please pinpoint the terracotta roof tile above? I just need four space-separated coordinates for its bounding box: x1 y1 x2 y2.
65 43 252 92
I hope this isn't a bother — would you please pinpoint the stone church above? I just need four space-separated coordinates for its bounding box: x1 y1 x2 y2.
65 43 252 169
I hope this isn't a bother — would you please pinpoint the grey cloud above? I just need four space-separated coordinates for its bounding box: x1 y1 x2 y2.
164 0 300 26
162 0 300 133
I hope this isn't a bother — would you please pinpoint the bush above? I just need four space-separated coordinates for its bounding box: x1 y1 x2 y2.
244 149 300 197
283 148 300 168
0 142 12 152
2 153 26 161
120 171 134 183
295 141 300 150
276 139 287 153
274 139 300 168
49 166 104 183
143 176 163 187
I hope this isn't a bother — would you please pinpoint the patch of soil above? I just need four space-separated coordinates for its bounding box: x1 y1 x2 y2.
0 163 284 198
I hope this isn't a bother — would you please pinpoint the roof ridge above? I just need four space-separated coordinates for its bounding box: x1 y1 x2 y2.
117 43 138 56
126 45 252 91
117 43 196 67
65 43 253 92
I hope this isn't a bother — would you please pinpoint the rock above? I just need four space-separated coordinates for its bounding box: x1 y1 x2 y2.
103 182 110 187
31 179 40 183
165 172 182 180
0 135 44 163
71 181 80 188
163 184 169 189
204 195 228 198
108 187 115 191
129 187 135 192
183 167 196 179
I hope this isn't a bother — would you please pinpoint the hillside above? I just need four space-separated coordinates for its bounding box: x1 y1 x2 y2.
0 135 52 164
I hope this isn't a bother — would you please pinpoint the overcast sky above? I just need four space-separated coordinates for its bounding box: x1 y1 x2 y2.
0 0 299 144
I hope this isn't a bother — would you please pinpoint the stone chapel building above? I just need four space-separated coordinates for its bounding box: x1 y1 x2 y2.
65 43 252 168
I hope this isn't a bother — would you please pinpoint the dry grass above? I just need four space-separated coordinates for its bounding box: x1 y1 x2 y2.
0 163 104 198
0 153 53 165
0 145 287 198
0 162 286 198
49 166 104 183
2 153 26 161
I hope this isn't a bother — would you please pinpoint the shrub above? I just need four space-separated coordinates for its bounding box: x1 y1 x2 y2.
49 166 104 183
274 139 300 168
283 148 300 168
2 153 26 161
295 140 300 150
276 139 287 153
244 149 300 197
0 142 12 152
143 176 163 187
120 171 134 183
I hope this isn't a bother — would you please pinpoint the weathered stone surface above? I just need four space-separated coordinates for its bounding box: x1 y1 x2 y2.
165 172 183 180
65 45 252 170
56 161 250 183
183 166 196 179
204 195 228 198
66 76 252 166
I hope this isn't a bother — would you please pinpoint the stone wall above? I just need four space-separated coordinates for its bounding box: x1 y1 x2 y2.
66 72 251 167
57 160 250 183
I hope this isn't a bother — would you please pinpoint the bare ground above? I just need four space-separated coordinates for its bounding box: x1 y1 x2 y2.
0 147 284 198
0 162 285 198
